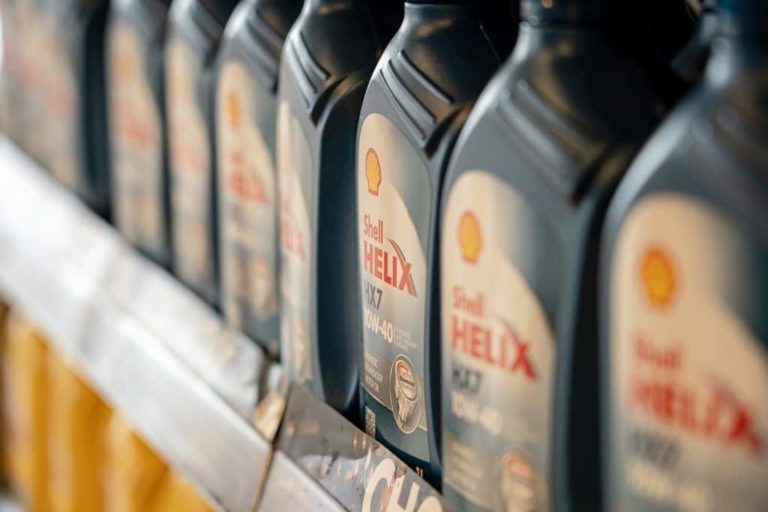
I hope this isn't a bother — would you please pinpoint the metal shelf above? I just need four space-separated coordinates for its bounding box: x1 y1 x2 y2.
0 139 454 511
0 140 271 511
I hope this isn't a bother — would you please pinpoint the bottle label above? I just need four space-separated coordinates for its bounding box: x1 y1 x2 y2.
441 171 555 511
108 23 165 258
166 39 214 298
358 114 429 457
216 61 279 353
277 100 313 383
610 194 768 512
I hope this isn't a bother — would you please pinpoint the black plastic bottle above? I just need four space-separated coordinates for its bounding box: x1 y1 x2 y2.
602 0 768 510
439 0 679 509
0 0 22 141
276 0 402 421
165 0 239 306
357 0 512 485
214 0 302 356
43 0 112 217
107 0 173 268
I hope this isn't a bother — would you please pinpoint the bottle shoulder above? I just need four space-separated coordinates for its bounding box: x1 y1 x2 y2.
447 34 668 205
287 4 397 78
608 77 768 242
360 18 505 157
168 0 224 57
219 1 295 90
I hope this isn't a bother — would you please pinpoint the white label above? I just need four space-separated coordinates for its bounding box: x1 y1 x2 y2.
108 23 165 257
277 100 313 383
166 39 214 298
358 113 430 462
216 60 279 349
611 194 768 512
441 171 554 512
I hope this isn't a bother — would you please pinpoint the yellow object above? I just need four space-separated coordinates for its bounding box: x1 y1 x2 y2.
1 310 50 512
47 353 111 512
148 470 214 512
105 414 168 512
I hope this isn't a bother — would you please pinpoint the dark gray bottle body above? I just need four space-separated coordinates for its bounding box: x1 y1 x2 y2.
214 0 302 355
439 3 675 509
601 6 768 510
276 0 402 421
165 0 238 307
107 0 173 268
357 0 512 487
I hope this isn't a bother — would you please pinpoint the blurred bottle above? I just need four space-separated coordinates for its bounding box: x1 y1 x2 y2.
276 0 403 421
165 0 240 307
3 0 49 158
107 0 174 268
603 0 768 509
1 311 50 511
0 0 24 140
214 0 302 357
42 0 112 217
105 414 168 512
47 353 111 512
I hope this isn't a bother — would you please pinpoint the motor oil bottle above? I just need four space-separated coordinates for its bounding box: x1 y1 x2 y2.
47 351 111 512
107 0 174 268
439 0 680 508
44 0 112 218
276 0 402 420
7 0 53 162
0 0 47 156
357 0 513 484
214 0 302 356
0 0 25 141
166 0 239 306
1 311 50 511
602 0 768 510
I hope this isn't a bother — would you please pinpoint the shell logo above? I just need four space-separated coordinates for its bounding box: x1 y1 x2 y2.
115 52 135 83
641 246 676 309
459 212 482 264
365 148 382 196
227 91 241 129
504 454 535 481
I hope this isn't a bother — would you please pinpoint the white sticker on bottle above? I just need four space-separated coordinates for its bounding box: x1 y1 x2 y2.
277 100 313 383
610 194 768 512
441 170 555 512
216 60 279 353
108 23 165 258
166 39 214 299
358 113 430 462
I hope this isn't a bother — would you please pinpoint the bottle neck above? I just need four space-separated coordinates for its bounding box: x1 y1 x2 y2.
522 0 613 26
307 0 387 7
403 0 481 23
199 0 239 24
